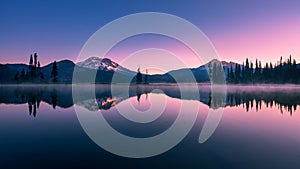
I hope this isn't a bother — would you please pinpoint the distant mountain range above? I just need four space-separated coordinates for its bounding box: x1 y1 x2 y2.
0 57 234 84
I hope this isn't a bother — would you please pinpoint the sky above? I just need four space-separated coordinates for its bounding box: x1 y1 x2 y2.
0 0 300 70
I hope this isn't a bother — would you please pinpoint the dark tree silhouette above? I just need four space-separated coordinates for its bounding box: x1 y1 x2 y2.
51 61 58 82
136 66 142 84
254 59 261 82
38 61 40 71
29 54 33 66
34 53 38 68
16 52 44 83
234 63 241 83
226 55 300 84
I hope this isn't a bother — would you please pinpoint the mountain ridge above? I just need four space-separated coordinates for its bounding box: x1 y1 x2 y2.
0 57 228 83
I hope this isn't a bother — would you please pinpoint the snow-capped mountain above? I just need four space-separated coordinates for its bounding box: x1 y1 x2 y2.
76 57 134 74
76 57 117 70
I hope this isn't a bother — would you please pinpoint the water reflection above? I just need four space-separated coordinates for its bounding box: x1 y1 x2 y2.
0 85 73 117
225 87 300 115
0 85 300 116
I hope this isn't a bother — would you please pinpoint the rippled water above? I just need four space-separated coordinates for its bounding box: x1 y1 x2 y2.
1 84 300 169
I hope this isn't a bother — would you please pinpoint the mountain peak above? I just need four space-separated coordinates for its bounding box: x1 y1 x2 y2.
76 57 118 71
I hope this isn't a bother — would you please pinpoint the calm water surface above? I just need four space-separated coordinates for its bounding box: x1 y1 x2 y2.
1 84 300 169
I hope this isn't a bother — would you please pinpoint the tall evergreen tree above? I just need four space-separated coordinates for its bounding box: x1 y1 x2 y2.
263 63 269 82
136 66 142 84
241 62 245 82
34 53 38 68
29 54 33 65
235 63 240 83
51 61 58 82
250 62 254 83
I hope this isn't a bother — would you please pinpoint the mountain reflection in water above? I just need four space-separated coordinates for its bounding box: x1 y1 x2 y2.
0 85 299 116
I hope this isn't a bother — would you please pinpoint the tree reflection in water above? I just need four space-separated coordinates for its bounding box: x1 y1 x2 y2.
0 85 299 116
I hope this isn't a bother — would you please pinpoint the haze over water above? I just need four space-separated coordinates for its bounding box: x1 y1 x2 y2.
1 84 300 169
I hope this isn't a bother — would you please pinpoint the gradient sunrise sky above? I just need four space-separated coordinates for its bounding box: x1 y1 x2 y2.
0 0 300 67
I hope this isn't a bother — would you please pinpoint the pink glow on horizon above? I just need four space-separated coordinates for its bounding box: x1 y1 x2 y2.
105 35 204 74
211 15 300 65
2 16 300 69
103 15 300 72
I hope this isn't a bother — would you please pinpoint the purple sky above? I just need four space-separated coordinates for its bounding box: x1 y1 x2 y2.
0 0 300 68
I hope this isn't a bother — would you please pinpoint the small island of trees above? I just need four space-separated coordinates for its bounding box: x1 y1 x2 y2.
14 53 58 83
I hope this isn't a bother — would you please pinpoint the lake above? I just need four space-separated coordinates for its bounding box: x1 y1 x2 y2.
1 84 300 169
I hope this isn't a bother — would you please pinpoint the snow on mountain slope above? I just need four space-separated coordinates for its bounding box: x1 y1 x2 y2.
76 57 133 73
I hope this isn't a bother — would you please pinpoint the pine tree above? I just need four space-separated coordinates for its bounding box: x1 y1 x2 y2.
29 54 33 65
235 63 240 83
263 63 269 82
250 62 253 83
241 62 245 83
34 53 38 68
51 61 58 82
254 59 259 82
227 65 235 83
136 66 142 84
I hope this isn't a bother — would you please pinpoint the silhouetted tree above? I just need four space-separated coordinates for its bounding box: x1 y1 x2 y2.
225 55 300 84
250 62 253 83
34 53 38 68
136 66 142 84
29 54 33 66
51 61 58 82
263 62 269 82
37 61 41 73
254 59 260 82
